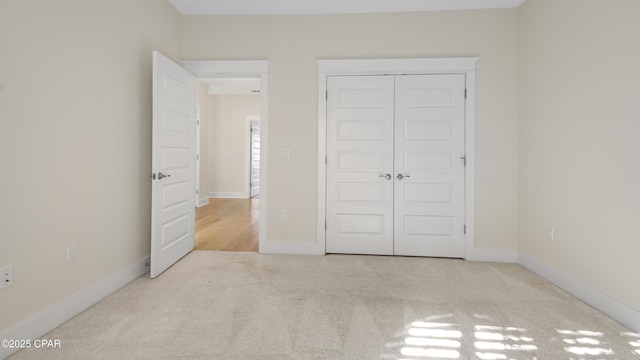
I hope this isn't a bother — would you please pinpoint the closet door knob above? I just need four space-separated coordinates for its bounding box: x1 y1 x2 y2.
396 173 410 180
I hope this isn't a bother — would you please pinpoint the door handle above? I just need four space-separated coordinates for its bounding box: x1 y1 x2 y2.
396 173 411 180
157 172 171 180
379 173 392 180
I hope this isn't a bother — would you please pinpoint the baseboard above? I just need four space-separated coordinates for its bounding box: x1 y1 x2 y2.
518 251 640 333
208 192 247 199
259 239 325 255
197 197 210 207
466 246 518 263
0 256 150 360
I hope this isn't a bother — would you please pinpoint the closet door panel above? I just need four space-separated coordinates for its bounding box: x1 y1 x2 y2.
326 76 395 255
393 74 466 258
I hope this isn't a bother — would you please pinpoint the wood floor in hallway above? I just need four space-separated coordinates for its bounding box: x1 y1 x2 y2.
195 197 259 252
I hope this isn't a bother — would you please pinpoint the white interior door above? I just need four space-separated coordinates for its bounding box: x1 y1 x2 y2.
326 76 395 255
250 121 261 197
151 51 196 278
393 75 466 257
326 74 466 258
195 105 201 205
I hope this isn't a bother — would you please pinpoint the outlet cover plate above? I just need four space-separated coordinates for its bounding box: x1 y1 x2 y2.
67 244 77 262
0 264 14 290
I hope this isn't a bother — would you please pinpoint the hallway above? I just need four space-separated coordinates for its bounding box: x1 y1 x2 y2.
195 198 259 252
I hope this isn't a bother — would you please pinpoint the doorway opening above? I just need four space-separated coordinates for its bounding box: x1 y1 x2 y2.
194 77 262 252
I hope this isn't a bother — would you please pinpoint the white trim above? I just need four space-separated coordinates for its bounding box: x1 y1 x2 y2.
317 58 478 259
197 197 210 207
519 252 640 333
463 71 477 261
317 57 478 75
0 256 150 360
195 104 201 207
209 191 247 199
245 115 260 199
259 240 325 255
258 73 269 253
466 247 518 263
182 60 269 254
182 60 269 77
317 73 328 256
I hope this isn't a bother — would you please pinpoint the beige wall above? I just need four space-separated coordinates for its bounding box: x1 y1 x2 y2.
0 0 182 331
196 80 211 204
182 10 520 246
518 0 640 311
208 94 261 195
1 0 638 339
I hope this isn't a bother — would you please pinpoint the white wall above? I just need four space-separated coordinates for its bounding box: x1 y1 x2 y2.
0 0 182 333
208 94 261 196
182 10 520 249
518 0 640 313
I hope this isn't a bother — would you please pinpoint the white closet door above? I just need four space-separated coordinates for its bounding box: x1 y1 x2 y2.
393 74 466 257
326 76 395 255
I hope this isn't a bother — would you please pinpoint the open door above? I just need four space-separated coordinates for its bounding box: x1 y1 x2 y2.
151 51 196 278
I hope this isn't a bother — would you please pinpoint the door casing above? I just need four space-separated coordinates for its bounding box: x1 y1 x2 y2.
317 58 477 259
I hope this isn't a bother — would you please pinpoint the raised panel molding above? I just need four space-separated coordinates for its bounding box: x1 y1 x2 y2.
404 87 453 107
337 88 386 108
337 182 384 203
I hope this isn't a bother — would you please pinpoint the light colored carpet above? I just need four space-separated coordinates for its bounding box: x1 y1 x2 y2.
9 251 640 359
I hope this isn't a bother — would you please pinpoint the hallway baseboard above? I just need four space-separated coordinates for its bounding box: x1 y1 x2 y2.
208 192 247 199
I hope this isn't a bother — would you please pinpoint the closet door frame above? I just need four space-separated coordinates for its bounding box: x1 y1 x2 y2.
317 57 477 259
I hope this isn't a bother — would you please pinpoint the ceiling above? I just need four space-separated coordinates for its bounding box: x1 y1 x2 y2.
168 0 526 15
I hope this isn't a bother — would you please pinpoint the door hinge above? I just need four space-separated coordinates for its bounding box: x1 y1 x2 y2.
460 155 467 166
464 225 466 234
325 220 327 230
464 89 467 99
325 155 328 165
326 91 328 100
196 189 199 195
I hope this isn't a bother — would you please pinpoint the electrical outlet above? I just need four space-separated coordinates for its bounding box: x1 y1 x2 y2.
279 210 286 221
67 243 77 262
0 265 13 290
